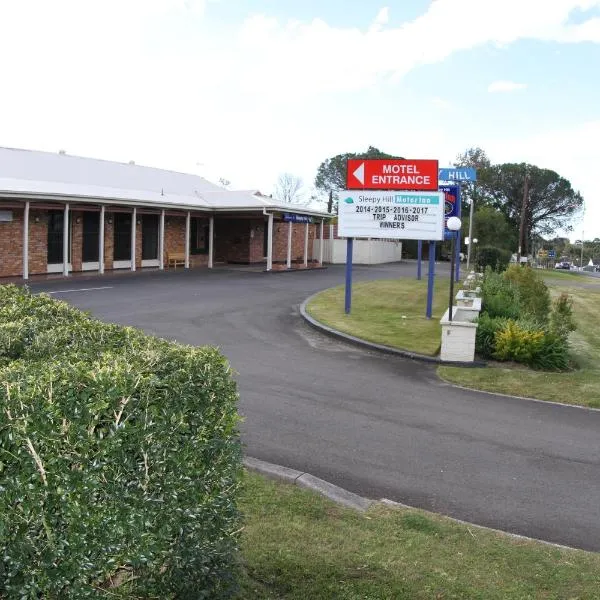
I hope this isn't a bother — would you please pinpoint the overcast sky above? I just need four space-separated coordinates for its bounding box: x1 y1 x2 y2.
1 0 598 238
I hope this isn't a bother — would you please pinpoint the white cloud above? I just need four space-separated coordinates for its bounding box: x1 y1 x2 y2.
488 80 528 92
371 7 390 31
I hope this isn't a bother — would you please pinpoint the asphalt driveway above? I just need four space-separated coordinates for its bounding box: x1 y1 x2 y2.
28 264 600 551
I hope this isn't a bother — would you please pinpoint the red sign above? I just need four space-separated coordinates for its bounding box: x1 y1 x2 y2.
346 159 439 191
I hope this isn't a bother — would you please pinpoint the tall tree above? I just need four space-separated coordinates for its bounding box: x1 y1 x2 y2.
274 173 304 204
478 163 584 254
314 146 402 213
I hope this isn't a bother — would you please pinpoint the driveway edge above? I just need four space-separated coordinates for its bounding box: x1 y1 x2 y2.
299 292 486 368
244 456 576 551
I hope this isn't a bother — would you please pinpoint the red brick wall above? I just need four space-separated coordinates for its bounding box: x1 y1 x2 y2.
214 218 253 263
135 220 143 269
164 216 186 263
71 211 83 271
272 222 317 263
249 219 266 263
29 210 48 275
104 213 114 271
0 209 24 277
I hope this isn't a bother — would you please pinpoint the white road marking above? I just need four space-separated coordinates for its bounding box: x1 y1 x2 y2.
47 286 114 294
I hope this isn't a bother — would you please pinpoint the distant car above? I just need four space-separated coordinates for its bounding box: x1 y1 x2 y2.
555 261 571 270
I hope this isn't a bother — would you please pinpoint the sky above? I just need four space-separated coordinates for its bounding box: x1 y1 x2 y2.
0 0 598 239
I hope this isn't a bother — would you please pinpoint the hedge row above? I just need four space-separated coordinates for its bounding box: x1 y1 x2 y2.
476 267 575 370
0 285 241 599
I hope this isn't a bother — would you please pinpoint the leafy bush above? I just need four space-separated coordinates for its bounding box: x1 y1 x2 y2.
481 269 520 319
475 313 508 358
493 319 570 371
0 285 241 599
550 292 576 340
504 265 550 323
494 320 545 364
476 246 512 272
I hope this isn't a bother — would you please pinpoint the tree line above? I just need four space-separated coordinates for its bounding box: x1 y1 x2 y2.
308 145 584 260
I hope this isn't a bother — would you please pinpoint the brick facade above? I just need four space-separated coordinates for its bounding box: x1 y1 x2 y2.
0 203 325 279
0 209 24 277
272 222 317 263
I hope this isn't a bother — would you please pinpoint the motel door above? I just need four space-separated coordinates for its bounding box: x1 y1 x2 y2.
47 210 71 271
82 212 100 264
113 213 132 263
142 214 159 262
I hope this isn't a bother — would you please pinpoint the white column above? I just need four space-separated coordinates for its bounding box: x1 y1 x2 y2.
185 211 191 269
131 208 137 271
266 214 273 271
23 201 30 280
319 219 325 265
99 206 105 274
286 221 292 269
159 210 165 270
208 216 214 268
63 203 70 276
303 222 309 267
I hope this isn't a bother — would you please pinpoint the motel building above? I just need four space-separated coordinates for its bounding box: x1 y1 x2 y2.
0 147 330 280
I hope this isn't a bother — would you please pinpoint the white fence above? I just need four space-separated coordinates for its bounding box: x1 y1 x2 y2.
313 239 403 264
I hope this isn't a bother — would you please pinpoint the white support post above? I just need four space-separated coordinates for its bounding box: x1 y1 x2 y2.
319 219 325 265
267 214 273 271
304 222 309 267
131 208 137 271
63 203 70 276
23 201 30 280
159 210 165 270
287 221 292 269
185 211 191 269
99 205 105 274
208 216 214 268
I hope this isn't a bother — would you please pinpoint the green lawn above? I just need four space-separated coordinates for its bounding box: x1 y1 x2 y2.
306 279 448 356
238 472 600 599
307 275 600 408
439 281 600 408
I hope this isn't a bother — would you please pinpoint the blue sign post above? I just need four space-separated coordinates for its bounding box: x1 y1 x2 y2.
417 240 422 280
345 238 354 314
426 241 436 319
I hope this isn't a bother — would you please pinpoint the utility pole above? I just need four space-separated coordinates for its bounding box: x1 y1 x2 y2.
466 187 475 272
517 169 529 263
580 230 584 270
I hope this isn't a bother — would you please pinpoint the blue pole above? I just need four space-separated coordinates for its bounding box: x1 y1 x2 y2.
426 241 436 319
455 186 461 282
417 240 422 280
345 238 354 314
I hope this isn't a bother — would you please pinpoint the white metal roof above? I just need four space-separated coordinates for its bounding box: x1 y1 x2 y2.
0 147 329 217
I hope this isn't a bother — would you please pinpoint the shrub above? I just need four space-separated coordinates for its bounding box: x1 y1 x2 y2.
481 269 520 319
476 246 512 272
550 292 576 340
504 265 550 323
493 320 570 371
0 286 241 599
475 313 508 358
494 320 545 364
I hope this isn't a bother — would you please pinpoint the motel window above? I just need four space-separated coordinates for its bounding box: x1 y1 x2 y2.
190 217 209 254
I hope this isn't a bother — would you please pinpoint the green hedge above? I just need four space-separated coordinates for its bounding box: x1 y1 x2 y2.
476 246 512 272
0 285 241 599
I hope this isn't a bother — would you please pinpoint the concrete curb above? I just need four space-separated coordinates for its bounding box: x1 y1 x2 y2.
299 291 486 368
243 457 373 511
244 456 578 551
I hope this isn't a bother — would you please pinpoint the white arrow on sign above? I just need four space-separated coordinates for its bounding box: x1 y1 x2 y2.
352 162 365 185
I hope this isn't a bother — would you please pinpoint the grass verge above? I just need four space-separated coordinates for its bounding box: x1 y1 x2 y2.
306 279 449 356
439 281 600 408
238 472 600 599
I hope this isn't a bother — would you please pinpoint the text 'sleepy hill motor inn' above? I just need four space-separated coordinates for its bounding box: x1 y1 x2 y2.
0 147 330 280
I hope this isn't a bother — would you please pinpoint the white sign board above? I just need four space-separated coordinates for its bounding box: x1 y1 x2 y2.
338 191 444 241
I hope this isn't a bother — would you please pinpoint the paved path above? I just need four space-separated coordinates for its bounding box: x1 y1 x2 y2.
30 265 600 551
